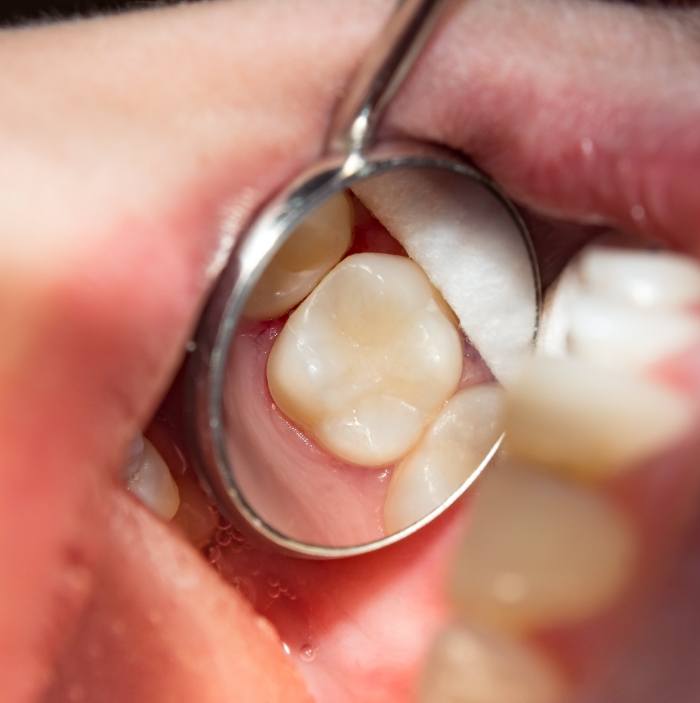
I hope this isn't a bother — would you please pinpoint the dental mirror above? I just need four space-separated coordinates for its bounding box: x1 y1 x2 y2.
186 0 541 558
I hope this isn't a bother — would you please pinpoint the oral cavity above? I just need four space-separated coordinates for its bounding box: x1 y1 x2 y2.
248 173 538 537
419 240 700 702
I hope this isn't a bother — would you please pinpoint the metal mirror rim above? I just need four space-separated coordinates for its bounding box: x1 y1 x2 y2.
186 139 541 559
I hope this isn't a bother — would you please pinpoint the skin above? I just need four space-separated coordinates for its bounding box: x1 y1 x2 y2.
1 0 699 700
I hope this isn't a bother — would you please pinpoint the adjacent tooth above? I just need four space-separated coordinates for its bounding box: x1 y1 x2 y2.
353 171 537 384
267 252 463 466
539 246 700 369
450 459 636 631
383 384 504 533
244 192 352 320
419 624 565 703
578 247 700 308
123 436 180 520
565 295 700 369
505 356 692 478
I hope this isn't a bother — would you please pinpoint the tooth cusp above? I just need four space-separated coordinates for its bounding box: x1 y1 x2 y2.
267 252 463 467
539 245 700 369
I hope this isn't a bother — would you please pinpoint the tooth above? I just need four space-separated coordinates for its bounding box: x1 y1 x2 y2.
245 192 352 320
353 171 537 384
383 384 504 533
123 436 180 520
565 294 700 370
578 247 700 308
419 624 565 703
504 356 692 478
539 245 700 369
267 252 463 466
450 459 636 631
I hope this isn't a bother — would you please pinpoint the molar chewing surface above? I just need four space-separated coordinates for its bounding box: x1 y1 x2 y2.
267 252 463 467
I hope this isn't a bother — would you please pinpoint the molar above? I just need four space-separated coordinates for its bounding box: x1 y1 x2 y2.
539 245 700 369
419 623 565 703
505 355 692 478
244 192 352 320
122 436 180 520
266 252 463 466
383 384 504 533
449 458 637 631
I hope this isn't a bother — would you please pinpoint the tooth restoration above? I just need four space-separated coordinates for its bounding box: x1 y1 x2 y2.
267 252 464 466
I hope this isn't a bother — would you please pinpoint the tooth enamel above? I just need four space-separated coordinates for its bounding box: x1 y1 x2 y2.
565 294 700 369
383 384 504 533
578 247 700 308
505 356 692 478
420 624 565 703
123 436 180 520
245 192 352 320
539 246 700 369
353 171 537 384
450 459 636 631
267 252 463 466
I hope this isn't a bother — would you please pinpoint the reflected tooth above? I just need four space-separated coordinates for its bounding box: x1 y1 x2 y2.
505 356 692 478
539 245 700 369
123 436 180 520
450 460 636 631
579 247 700 308
267 253 463 466
244 192 352 320
383 384 504 533
419 624 565 703
353 171 537 385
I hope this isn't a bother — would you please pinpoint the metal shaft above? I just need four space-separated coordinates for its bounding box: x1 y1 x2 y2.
325 0 450 155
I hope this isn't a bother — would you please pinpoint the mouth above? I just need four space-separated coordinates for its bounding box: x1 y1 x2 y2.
3 1 700 702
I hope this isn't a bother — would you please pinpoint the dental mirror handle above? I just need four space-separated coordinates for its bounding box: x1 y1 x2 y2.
326 0 450 155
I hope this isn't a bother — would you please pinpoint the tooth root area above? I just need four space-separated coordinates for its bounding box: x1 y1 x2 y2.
267 253 463 466
505 356 692 477
383 384 504 533
420 624 565 703
539 245 700 369
245 192 352 320
123 436 180 521
450 459 637 631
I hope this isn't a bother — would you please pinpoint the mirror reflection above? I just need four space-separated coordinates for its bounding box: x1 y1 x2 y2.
223 167 538 546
